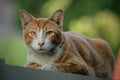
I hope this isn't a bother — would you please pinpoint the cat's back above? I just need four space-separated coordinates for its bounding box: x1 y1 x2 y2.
63 31 114 62
63 31 114 79
63 31 91 45
63 31 114 69
63 31 93 56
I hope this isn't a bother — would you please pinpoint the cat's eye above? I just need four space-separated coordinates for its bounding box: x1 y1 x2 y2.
30 31 37 36
46 31 53 36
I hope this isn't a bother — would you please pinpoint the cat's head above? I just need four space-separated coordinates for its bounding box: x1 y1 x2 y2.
20 9 64 54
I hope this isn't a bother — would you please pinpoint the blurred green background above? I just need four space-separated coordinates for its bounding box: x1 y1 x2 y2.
0 0 120 67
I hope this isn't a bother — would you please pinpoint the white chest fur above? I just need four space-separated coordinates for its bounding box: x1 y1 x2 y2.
27 50 58 66
28 53 56 65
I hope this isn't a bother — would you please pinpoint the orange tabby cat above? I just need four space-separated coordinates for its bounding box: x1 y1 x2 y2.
20 9 115 79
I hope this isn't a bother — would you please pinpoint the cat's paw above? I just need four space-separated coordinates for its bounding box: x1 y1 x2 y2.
41 64 57 71
25 63 41 69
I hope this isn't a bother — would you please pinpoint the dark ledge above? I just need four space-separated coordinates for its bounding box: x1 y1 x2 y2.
0 59 104 80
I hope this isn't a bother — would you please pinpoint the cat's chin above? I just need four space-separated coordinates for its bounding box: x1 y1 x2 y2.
37 49 54 54
36 49 47 53
36 49 56 55
30 47 56 55
30 47 47 54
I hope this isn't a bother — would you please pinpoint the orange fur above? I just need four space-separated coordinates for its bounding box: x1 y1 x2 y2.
20 9 115 79
26 63 41 69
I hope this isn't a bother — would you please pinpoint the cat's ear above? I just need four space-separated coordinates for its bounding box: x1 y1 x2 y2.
49 9 64 27
20 9 34 28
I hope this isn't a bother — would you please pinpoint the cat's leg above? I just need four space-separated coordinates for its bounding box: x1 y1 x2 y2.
54 63 95 76
41 62 95 76
41 64 57 71
25 63 41 69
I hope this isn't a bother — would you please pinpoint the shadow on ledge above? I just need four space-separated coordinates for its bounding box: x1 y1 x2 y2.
0 59 104 80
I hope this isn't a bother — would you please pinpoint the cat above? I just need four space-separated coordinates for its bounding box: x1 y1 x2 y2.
20 9 115 79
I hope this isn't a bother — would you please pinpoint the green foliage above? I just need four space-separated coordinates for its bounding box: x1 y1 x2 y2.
0 36 27 66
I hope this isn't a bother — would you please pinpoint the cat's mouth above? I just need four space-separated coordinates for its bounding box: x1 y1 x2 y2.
30 47 46 53
39 48 44 51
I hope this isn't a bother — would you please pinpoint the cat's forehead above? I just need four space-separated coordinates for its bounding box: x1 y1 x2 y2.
29 18 50 31
36 18 48 27
35 18 58 30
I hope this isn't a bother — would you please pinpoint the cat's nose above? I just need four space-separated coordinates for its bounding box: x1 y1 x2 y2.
38 42 44 48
